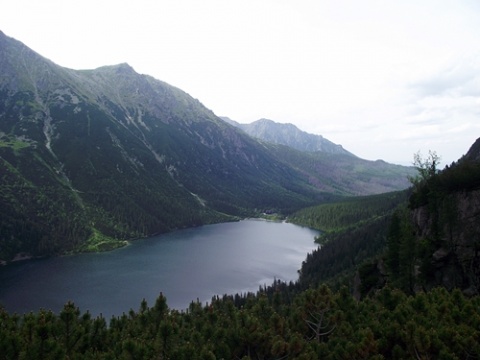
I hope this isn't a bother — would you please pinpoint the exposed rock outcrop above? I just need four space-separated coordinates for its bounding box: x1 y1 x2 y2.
412 189 480 294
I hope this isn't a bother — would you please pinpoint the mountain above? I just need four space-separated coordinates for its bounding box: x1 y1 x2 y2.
222 117 414 195
221 117 352 155
464 137 480 162
0 31 414 261
400 138 480 294
288 137 480 298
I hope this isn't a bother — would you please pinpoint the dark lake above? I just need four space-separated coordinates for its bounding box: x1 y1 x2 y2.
0 219 319 319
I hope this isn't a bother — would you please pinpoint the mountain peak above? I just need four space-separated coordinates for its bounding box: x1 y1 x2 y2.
225 117 351 156
94 62 136 74
111 62 134 72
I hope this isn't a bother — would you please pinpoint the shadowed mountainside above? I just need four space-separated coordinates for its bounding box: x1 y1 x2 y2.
0 30 414 261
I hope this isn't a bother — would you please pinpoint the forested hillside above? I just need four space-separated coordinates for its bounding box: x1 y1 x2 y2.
0 31 415 262
2 144 480 358
291 143 480 297
287 191 408 292
289 191 408 234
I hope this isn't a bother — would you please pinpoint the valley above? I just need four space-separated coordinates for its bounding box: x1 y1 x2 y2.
0 30 415 263
1 30 479 359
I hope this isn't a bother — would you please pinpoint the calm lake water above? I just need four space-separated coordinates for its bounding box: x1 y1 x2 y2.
0 219 319 318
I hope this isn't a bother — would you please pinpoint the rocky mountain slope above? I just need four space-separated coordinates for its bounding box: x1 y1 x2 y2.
380 138 480 295
222 117 352 155
410 139 480 293
0 30 414 261
412 188 480 293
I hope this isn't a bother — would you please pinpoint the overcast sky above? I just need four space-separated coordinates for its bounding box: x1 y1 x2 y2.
2 0 480 165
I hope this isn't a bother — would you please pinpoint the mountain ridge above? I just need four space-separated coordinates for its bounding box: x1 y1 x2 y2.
221 116 353 156
0 30 415 261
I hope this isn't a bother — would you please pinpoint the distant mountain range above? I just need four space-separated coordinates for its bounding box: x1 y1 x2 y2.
0 30 415 261
221 117 353 156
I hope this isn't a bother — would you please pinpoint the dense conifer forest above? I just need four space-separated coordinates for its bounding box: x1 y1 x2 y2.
1 285 479 359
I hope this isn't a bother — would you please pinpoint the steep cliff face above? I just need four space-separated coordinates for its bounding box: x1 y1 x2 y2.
408 138 480 294
412 189 480 293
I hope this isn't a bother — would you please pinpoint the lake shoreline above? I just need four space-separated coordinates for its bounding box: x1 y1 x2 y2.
0 215 296 267
0 220 319 317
